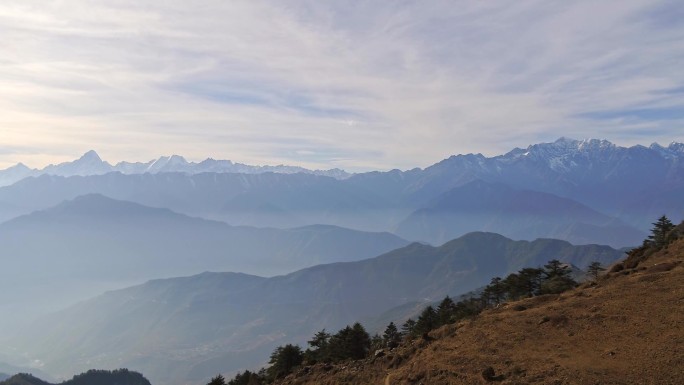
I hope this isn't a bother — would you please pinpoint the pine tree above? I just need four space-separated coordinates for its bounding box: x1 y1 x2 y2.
382 321 401 349
436 296 456 325
327 323 371 361
543 259 571 279
401 318 416 338
587 261 605 281
267 344 303 380
349 323 371 359
540 260 576 294
305 329 331 363
483 277 505 305
208 374 226 385
648 215 676 248
503 268 545 298
227 371 262 385
414 305 437 335
370 333 384 351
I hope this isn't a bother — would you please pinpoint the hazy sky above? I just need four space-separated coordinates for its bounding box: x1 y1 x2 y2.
1 0 683 171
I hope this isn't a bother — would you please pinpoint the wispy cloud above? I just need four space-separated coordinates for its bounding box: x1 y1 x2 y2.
0 0 682 171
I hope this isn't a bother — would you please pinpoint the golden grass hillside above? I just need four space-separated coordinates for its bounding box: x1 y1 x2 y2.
275 238 684 385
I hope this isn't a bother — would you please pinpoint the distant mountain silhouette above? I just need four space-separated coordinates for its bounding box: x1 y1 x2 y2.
355 138 684 228
0 138 681 240
0 172 396 230
0 151 351 187
396 179 645 247
0 194 408 335
9 232 624 385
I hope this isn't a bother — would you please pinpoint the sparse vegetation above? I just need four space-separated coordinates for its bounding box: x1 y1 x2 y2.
624 215 683 269
587 261 605 280
206 217 684 385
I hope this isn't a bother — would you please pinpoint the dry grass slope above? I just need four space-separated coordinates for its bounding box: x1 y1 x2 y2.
276 238 684 385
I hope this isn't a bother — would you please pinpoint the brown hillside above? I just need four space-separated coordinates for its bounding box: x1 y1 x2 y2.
276 238 684 385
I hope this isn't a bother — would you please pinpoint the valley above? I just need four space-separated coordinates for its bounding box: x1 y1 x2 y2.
0 138 682 385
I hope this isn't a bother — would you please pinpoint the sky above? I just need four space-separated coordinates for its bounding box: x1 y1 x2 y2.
0 0 683 171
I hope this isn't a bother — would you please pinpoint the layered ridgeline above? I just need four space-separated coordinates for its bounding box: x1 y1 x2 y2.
266 222 684 385
395 179 643 247
0 194 408 334
6 233 624 385
0 369 149 385
1 138 682 245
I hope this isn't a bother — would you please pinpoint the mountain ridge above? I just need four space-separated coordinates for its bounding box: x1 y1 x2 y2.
271 227 684 385
0 151 352 187
396 179 645 247
0 193 409 336
6 232 625 385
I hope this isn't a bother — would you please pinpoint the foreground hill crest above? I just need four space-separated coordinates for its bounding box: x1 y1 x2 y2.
269 228 684 385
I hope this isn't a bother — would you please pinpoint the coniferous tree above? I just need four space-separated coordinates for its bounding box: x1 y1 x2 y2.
227 371 262 385
370 333 384 352
382 321 401 349
483 277 505 306
519 267 544 297
267 344 303 380
543 259 570 279
208 374 226 385
327 323 371 361
401 318 416 338
350 323 372 359
305 329 330 363
541 260 576 294
587 261 605 281
436 296 456 325
414 305 437 335
648 215 676 248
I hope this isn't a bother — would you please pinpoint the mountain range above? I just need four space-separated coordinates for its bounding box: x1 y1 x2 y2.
0 138 680 245
0 151 350 187
395 179 644 246
0 194 408 335
6 232 625 385
0 137 677 385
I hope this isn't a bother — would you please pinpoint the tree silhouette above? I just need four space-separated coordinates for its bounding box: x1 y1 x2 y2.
207 374 226 385
587 261 605 280
304 329 331 363
648 215 676 248
541 260 576 294
327 323 371 361
414 305 437 335
436 296 456 325
227 371 262 385
401 318 416 338
483 277 505 306
382 321 401 348
267 344 303 380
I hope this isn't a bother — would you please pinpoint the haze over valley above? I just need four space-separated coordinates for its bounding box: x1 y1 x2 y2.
0 138 683 384
1 1 682 384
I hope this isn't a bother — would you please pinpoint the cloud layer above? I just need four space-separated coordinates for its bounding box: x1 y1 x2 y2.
1 0 683 170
